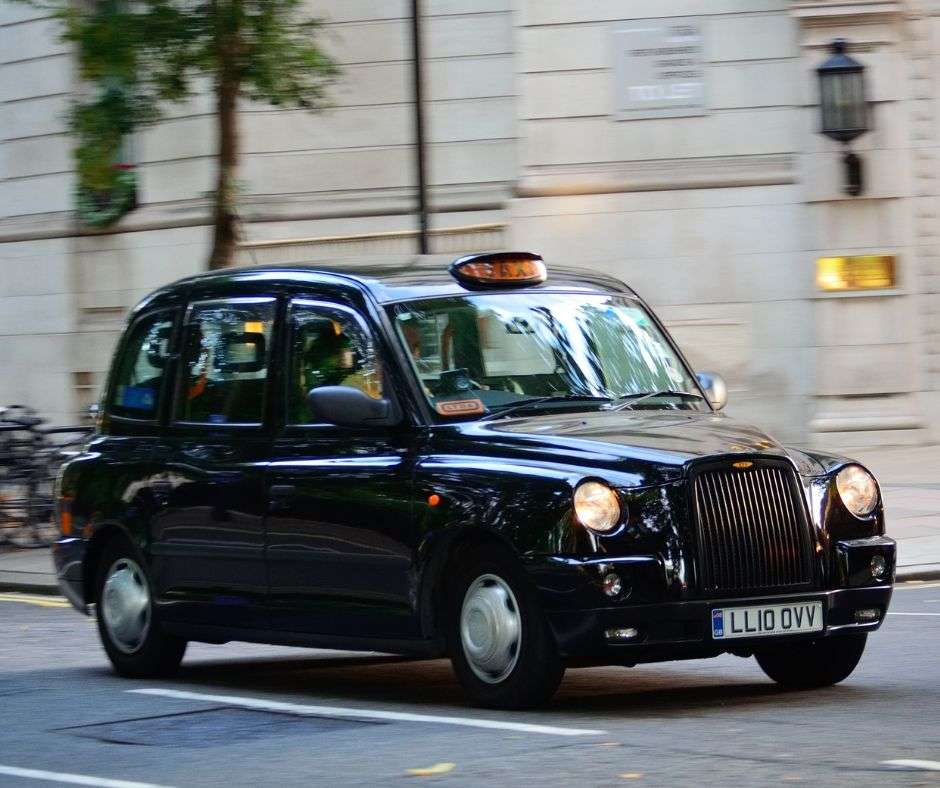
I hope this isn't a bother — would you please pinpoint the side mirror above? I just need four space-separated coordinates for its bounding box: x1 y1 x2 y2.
696 371 728 411
307 386 402 428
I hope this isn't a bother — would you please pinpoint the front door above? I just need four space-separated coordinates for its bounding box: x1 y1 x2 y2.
149 296 278 629
265 298 419 639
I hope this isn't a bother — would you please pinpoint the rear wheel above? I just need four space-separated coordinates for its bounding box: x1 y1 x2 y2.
95 536 186 678
755 634 867 689
448 546 564 709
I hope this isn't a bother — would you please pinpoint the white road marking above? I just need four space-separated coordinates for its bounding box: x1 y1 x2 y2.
881 759 940 771
129 688 605 737
887 612 940 616
0 764 173 788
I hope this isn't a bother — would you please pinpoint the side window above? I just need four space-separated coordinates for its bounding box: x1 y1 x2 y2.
289 301 383 425
175 298 276 425
109 311 176 420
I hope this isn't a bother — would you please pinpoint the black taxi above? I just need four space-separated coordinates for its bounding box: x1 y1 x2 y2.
53 253 895 709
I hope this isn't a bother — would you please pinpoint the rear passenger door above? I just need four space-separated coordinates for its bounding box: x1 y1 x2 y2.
149 296 278 630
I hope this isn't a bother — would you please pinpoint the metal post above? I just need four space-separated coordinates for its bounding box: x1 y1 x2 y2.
411 0 430 254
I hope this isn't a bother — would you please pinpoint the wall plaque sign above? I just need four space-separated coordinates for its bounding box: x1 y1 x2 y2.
613 19 708 120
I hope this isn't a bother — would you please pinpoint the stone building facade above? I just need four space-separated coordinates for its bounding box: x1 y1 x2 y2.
1 0 939 447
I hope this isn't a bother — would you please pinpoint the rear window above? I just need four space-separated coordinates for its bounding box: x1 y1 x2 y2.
175 298 276 425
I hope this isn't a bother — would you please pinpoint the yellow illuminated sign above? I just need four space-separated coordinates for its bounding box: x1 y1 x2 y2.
244 321 264 334
816 255 897 292
451 253 547 287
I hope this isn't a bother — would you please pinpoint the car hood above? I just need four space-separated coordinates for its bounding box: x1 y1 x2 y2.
444 409 795 487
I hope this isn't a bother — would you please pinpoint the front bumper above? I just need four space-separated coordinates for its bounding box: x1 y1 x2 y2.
545 585 893 663
529 535 896 664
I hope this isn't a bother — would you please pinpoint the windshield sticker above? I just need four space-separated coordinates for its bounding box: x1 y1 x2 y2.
120 385 155 412
436 398 486 417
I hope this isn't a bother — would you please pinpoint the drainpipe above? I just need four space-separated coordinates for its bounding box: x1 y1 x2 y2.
411 0 430 254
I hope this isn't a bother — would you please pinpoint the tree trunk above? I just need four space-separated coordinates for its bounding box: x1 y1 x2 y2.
207 10 240 270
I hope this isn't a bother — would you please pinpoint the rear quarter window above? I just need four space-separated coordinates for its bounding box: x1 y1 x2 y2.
109 311 176 420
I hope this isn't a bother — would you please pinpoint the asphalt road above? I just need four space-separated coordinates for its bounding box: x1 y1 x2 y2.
0 585 938 787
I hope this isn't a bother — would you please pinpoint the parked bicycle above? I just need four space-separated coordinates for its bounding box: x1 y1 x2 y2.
0 405 94 548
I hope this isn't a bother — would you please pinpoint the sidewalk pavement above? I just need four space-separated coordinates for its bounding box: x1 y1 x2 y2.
0 547 58 593
854 445 940 581
1 446 938 595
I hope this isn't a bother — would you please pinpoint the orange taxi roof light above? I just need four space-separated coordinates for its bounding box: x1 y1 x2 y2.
450 252 547 288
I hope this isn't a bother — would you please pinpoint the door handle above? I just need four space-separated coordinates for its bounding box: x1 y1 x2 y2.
212 471 245 485
268 484 296 513
151 479 173 506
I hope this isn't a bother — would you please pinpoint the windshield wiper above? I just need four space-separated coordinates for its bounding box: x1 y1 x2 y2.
609 390 705 411
479 394 613 421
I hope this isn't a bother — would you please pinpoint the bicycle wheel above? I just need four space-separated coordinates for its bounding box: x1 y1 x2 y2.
15 448 59 548
0 476 31 546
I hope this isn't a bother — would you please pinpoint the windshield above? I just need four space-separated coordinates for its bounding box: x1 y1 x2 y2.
388 292 705 418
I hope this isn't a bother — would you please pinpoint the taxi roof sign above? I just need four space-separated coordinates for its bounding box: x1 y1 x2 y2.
449 252 547 288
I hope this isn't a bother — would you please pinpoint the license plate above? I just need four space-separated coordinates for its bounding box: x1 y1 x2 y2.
711 601 823 640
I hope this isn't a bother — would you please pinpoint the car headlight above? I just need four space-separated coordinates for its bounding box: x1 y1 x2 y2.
574 481 622 533
836 464 879 517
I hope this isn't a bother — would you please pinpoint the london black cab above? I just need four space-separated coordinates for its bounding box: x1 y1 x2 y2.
53 253 895 709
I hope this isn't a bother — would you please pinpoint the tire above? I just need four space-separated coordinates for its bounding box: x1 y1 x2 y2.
447 545 564 709
95 535 187 678
755 633 867 689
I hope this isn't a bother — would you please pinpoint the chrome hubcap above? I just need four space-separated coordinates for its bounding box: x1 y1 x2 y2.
101 557 151 654
460 573 522 684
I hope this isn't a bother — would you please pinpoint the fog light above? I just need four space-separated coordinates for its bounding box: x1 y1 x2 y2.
603 573 622 597
605 627 639 642
855 607 881 623
870 554 887 579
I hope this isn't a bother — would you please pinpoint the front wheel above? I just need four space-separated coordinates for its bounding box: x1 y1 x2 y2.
755 634 867 689
95 537 187 678
448 547 564 709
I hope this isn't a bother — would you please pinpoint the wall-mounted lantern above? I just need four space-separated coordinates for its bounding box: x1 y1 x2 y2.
817 39 870 196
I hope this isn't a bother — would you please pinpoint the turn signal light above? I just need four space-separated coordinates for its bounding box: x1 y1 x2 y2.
450 252 547 287
603 573 623 597
58 496 73 536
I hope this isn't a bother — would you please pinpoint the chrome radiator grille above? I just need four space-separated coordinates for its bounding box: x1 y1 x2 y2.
692 463 814 595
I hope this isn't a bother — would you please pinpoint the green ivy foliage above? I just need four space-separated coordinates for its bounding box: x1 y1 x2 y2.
33 0 340 228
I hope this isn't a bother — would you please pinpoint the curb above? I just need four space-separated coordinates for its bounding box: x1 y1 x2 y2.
896 565 940 583
0 579 61 595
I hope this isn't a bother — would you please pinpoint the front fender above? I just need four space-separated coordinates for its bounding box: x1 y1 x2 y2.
411 454 685 637
414 455 588 557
